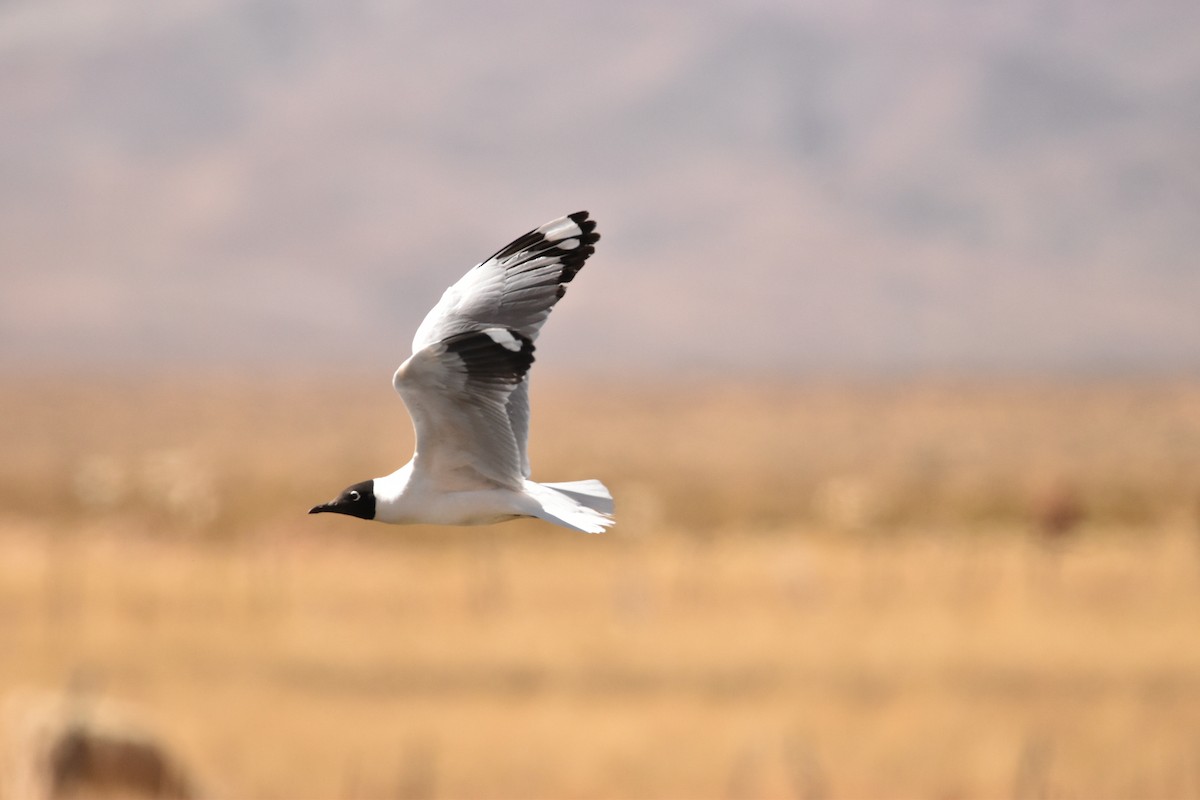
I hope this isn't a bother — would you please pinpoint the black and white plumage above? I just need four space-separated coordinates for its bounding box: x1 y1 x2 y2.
309 212 614 533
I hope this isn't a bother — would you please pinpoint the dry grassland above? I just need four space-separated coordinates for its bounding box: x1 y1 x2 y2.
1 374 1199 798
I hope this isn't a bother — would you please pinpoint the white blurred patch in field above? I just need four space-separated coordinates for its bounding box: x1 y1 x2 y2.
138 450 220 528
71 450 220 528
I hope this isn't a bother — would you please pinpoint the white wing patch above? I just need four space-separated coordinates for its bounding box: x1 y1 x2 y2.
536 216 583 240
485 328 524 352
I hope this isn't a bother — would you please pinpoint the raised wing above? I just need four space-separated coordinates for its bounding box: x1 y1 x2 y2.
405 211 600 477
393 327 534 490
411 211 599 351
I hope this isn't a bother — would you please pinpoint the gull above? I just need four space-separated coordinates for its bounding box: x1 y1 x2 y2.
309 211 614 533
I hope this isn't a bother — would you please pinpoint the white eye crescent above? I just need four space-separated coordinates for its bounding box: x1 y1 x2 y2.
348 490 361 501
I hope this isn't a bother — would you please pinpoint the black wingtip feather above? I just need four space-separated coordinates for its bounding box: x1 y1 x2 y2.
490 213 599 259
557 245 594 283
568 210 598 237
477 212 600 298
492 230 543 262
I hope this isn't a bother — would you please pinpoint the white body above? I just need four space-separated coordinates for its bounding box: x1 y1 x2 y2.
373 464 531 526
371 465 613 531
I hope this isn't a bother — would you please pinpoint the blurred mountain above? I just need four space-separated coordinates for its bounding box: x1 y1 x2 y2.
2 0 1198 373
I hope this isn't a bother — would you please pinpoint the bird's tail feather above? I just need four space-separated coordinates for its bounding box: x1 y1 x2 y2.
540 479 614 516
526 480 614 534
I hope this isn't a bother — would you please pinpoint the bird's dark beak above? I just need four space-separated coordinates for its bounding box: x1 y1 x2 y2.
309 503 333 514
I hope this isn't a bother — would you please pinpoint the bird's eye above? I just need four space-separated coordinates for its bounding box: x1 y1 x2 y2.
348 490 361 502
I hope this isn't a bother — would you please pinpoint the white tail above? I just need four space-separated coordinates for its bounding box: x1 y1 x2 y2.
525 480 615 534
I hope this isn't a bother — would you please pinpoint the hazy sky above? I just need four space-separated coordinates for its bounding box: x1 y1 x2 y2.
3 0 1198 374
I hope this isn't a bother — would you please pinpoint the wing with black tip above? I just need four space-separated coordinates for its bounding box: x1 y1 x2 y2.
400 212 601 479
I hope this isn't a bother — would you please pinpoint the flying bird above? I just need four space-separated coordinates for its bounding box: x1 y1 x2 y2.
309 211 614 533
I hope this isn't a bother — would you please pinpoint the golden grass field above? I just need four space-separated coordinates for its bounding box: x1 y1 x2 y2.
2 373 1200 798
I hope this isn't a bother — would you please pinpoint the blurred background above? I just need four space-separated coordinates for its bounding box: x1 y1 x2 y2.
2 1 1200 798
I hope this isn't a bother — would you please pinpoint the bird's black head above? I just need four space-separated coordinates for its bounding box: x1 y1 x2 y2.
309 480 376 520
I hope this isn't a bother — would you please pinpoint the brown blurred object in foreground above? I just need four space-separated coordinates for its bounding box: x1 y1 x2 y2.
3 690 198 800
1031 478 1084 549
